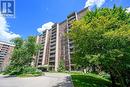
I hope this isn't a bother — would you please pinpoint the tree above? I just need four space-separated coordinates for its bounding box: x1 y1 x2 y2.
69 7 130 87
25 36 40 65
25 36 38 56
11 37 23 49
6 36 41 75
57 59 65 72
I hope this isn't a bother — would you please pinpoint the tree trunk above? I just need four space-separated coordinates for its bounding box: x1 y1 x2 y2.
92 64 96 72
115 70 126 87
110 68 126 87
109 70 117 87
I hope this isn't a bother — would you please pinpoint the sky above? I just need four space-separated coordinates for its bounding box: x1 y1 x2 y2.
0 0 130 42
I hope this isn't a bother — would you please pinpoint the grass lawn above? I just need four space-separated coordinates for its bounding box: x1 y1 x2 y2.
71 73 111 87
0 72 4 75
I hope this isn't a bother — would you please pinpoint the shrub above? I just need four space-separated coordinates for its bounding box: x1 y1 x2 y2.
22 67 43 75
4 66 23 75
4 66 43 77
57 59 65 72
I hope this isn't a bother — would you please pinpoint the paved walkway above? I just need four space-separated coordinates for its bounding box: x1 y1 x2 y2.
0 73 73 87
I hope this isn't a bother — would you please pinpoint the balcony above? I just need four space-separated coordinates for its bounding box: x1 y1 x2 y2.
39 55 43 58
51 32 56 36
50 42 56 46
50 46 56 50
50 50 55 54
49 65 55 67
49 60 55 63
49 55 55 58
50 39 56 43
68 16 76 21
38 59 42 62
69 46 74 49
38 63 42 65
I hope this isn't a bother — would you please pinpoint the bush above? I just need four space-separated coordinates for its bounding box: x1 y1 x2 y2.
4 66 22 75
57 59 65 72
21 67 43 76
99 72 110 80
4 66 43 77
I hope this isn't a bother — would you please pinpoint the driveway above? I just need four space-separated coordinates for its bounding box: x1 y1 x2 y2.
0 73 73 87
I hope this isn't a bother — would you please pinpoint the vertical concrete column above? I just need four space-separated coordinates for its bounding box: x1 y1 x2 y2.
42 29 49 65
66 19 71 72
75 12 78 20
55 24 59 71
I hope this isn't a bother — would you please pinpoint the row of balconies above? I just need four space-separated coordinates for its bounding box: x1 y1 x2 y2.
37 62 42 65
49 60 55 63
49 28 57 67
51 35 56 40
0 58 4 60
50 42 56 47
0 53 6 56
51 27 56 32
37 57 43 65
0 49 8 52
40 42 45 45
50 39 56 43
50 50 55 54
40 39 45 43
0 57 4 59
0 60 4 62
38 59 42 62
38 55 43 58
50 47 56 51
2 45 9 47
67 15 76 21
49 53 55 57
0 51 8 54
1 46 9 49
51 31 56 36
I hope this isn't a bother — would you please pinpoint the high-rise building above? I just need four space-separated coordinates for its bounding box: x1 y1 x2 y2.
35 7 88 71
0 41 15 71
35 30 50 66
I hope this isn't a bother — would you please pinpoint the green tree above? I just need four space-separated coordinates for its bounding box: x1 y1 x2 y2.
57 59 65 72
69 7 130 87
11 37 23 49
25 36 38 56
6 36 41 75
25 36 40 65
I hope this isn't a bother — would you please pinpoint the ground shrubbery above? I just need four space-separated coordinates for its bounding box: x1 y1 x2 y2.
57 59 65 72
4 66 43 77
20 67 43 76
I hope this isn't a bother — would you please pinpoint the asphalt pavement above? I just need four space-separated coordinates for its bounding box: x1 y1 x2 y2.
0 73 73 87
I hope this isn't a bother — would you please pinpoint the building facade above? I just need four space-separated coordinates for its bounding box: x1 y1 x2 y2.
0 41 14 71
35 8 88 71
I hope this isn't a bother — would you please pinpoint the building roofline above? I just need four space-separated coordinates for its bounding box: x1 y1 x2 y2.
37 7 89 36
77 7 89 14
0 41 15 47
59 20 67 25
67 12 76 18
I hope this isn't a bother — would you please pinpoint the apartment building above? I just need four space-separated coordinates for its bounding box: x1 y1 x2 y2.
35 7 88 71
35 30 50 66
0 41 14 71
